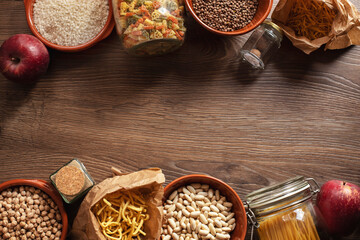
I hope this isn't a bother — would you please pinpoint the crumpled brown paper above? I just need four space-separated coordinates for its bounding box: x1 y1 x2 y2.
71 168 165 240
272 0 360 54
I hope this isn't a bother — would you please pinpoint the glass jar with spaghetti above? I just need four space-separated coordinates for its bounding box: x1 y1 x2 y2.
245 176 330 240
113 0 186 56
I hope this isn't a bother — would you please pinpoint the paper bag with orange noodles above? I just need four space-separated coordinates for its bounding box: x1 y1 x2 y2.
71 168 165 240
272 0 360 54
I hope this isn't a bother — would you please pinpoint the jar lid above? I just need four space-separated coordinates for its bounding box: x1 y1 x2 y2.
263 20 283 36
245 176 319 217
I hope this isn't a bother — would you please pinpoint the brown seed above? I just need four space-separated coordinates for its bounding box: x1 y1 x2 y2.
55 166 85 196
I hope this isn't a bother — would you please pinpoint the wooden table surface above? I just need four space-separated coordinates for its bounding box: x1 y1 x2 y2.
1 0 360 239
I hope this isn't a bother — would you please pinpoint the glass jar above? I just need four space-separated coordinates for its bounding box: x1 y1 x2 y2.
113 0 186 56
240 20 283 69
245 176 329 240
50 159 95 204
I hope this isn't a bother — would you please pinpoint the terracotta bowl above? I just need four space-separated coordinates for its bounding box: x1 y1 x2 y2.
0 179 69 240
164 174 247 240
24 0 115 52
185 0 273 35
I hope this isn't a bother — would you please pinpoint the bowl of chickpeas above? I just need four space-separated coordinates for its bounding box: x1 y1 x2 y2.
0 179 68 240
162 174 247 240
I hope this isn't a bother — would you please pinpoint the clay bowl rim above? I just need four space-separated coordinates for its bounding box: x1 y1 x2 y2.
0 179 69 240
23 0 115 52
184 0 273 35
164 174 247 240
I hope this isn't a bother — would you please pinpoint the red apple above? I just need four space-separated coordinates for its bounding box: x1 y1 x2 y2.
316 180 360 236
0 34 49 84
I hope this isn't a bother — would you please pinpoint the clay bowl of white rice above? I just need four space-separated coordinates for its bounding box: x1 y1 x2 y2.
24 0 115 52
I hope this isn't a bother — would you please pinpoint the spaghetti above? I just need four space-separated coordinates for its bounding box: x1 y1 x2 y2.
286 0 337 40
257 204 320 240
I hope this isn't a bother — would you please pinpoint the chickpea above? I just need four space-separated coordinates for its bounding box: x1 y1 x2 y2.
3 232 11 239
0 186 62 239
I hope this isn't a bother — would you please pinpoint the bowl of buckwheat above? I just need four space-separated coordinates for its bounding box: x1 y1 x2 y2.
0 179 68 240
162 174 247 240
185 0 273 35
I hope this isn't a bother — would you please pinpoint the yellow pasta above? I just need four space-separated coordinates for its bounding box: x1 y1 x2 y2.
92 191 149 240
257 204 320 240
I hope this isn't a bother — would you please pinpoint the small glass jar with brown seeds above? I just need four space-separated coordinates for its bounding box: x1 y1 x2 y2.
50 158 95 204
240 20 283 69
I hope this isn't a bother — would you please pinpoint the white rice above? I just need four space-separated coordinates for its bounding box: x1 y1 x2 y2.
33 0 109 46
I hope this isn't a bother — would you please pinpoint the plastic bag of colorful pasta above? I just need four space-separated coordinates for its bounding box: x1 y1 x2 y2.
71 168 165 240
272 0 360 54
112 0 186 55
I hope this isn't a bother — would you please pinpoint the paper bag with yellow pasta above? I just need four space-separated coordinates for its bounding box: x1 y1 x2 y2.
272 0 360 54
71 168 165 240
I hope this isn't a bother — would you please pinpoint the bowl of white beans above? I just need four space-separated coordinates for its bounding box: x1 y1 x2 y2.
0 179 68 240
162 175 247 240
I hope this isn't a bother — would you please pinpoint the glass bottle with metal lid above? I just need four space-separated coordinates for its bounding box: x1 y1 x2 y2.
245 176 329 240
241 20 283 69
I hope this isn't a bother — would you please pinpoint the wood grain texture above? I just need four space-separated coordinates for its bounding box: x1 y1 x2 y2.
1 0 360 239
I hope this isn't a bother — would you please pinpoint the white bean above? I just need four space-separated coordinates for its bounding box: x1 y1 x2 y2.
215 190 220 201
196 201 205 207
199 229 209 236
208 189 214 198
186 206 195 212
183 187 191 196
168 218 176 229
190 211 200 218
169 191 178 201
176 203 184 210
217 203 226 212
225 212 234 221
201 184 209 190
194 195 204 201
214 219 222 228
202 206 210 212
222 227 232 232
163 235 171 240
190 218 196 230
186 222 191 233
209 222 216 235
218 212 226 221
227 218 235 225
172 232 180 240
199 214 208 224
197 192 208 196
215 233 229 239
210 205 219 213
168 204 176 213
187 185 196 194
184 194 193 203
168 225 173 235
208 212 218 217
182 209 190 217
190 183 201 189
